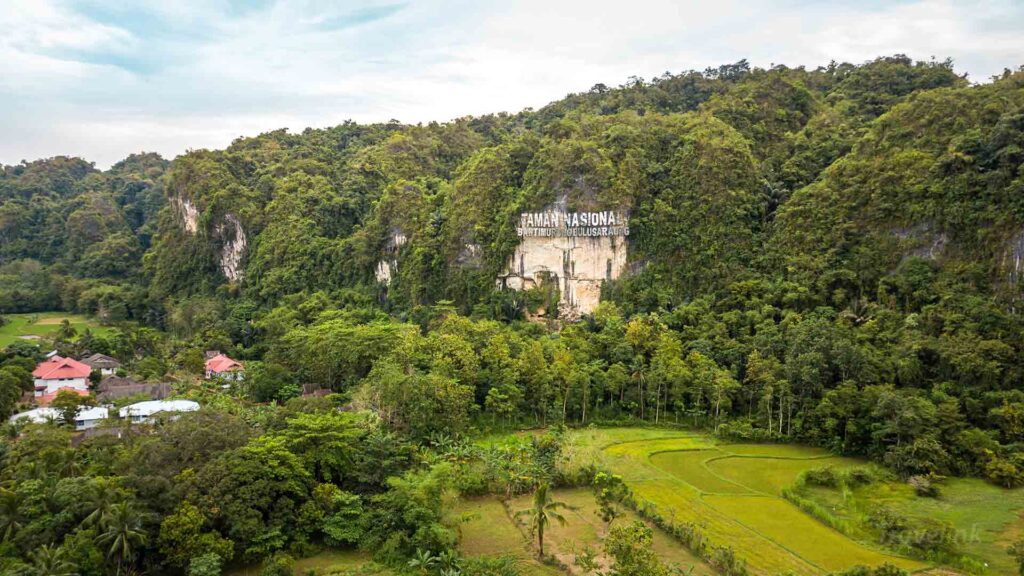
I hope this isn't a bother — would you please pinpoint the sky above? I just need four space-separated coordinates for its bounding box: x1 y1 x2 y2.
1 0 1022 169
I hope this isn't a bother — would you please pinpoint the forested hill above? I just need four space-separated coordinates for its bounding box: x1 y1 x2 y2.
3 56 1022 326
1 51 1024 476
6 54 1024 576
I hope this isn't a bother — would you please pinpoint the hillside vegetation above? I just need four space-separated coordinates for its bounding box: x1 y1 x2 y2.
2 55 1024 576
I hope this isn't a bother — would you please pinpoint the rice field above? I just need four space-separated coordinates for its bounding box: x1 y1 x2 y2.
802 475 1024 574
563 427 927 575
455 488 716 576
453 497 566 576
0 312 114 348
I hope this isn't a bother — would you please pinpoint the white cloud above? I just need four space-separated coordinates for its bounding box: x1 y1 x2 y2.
0 0 1021 168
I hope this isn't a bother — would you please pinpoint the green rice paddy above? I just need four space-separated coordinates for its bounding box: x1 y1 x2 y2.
800 474 1024 574
567 428 927 575
0 312 113 348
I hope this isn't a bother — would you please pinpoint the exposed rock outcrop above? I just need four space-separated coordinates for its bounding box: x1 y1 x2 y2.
375 229 408 285
216 214 246 283
1003 229 1024 287
497 197 629 319
173 196 199 234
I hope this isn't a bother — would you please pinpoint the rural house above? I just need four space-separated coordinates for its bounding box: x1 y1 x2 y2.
96 376 171 403
9 406 109 431
204 353 244 380
32 355 91 396
81 353 121 375
36 387 90 406
119 400 199 423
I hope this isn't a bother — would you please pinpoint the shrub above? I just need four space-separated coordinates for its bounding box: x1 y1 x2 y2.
867 507 908 546
260 553 295 576
907 474 940 497
189 553 223 576
804 465 841 487
840 466 877 487
462 555 521 576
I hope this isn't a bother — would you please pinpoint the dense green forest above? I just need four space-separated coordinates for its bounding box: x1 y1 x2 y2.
2 55 1024 576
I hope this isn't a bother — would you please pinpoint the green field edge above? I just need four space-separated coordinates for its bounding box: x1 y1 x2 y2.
691 450 933 573
607 437 931 575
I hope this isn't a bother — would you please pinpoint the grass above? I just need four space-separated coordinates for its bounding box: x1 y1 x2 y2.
561 427 928 576
453 497 563 576
504 487 716 575
705 495 917 573
707 453 861 495
649 449 753 494
801 475 1024 574
0 312 114 348
226 550 387 576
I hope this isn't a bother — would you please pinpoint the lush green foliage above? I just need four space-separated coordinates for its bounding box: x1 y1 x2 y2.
3 55 1024 576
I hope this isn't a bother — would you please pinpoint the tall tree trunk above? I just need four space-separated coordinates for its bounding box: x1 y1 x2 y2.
538 523 544 557
654 382 662 423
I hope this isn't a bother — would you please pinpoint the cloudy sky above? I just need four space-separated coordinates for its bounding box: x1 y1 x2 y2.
1 0 1022 168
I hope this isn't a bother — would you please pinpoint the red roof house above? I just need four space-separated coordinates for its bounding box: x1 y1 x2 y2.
37 387 90 406
33 356 92 397
205 354 244 380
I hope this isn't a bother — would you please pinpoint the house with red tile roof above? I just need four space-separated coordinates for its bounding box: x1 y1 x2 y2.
36 387 90 406
204 353 244 381
32 356 91 397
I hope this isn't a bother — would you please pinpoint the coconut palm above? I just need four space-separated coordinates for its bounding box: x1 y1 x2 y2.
82 478 124 527
515 482 574 557
0 488 23 541
97 501 149 573
29 544 78 576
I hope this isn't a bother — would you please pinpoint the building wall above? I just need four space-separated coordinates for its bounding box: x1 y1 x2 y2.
34 377 88 396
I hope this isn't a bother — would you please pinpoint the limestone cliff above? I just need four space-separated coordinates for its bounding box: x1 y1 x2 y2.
497 197 629 319
498 234 627 319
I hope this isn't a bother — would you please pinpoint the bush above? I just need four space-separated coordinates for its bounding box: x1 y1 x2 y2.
260 553 295 576
189 553 223 576
804 465 841 487
868 506 957 555
462 555 521 576
907 474 940 497
840 466 877 487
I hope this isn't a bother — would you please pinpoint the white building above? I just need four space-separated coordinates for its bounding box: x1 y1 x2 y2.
119 400 199 423
74 406 110 430
32 355 91 396
9 406 109 431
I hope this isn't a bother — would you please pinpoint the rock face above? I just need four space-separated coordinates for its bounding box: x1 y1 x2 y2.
498 201 629 319
172 194 247 283
216 214 246 283
173 196 200 234
375 230 407 284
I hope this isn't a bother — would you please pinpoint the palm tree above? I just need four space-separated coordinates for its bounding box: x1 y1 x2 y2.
97 502 149 574
0 488 23 541
29 544 78 576
82 478 123 527
515 482 574 558
56 319 77 342
407 549 438 576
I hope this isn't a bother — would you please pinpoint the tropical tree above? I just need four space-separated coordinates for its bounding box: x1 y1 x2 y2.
28 544 78 576
82 477 125 528
97 501 149 573
0 487 23 541
515 482 574 557
56 319 78 342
